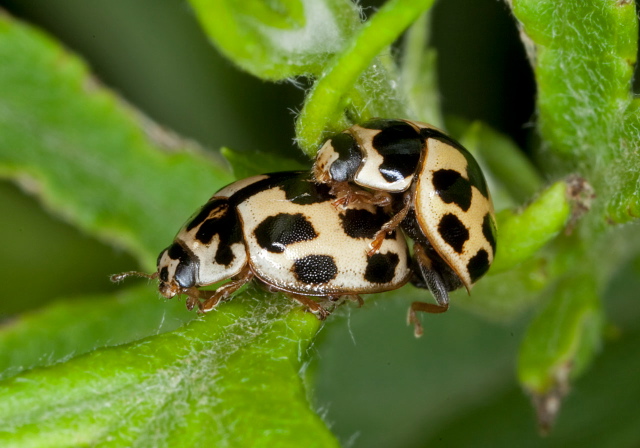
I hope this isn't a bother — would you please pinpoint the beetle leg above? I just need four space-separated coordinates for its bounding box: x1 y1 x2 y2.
325 294 364 309
288 294 330 320
367 193 412 256
367 208 408 256
197 268 254 313
407 244 450 337
407 301 449 338
329 182 356 207
185 295 199 311
182 287 224 311
180 286 207 311
330 182 392 208
345 294 364 307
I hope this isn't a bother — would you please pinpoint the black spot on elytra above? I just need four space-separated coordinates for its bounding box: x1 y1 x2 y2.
432 169 472 212
227 172 303 205
361 119 422 183
420 128 489 198
360 118 411 131
186 198 226 231
224 172 330 208
166 243 197 288
467 249 490 283
483 213 497 254
193 199 243 266
254 213 318 253
458 149 489 199
438 214 469 254
339 208 390 239
280 175 332 205
293 255 338 284
364 252 399 284
327 132 362 182
159 266 169 282
167 243 184 260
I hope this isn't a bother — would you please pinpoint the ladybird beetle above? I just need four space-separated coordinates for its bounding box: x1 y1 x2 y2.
313 118 497 335
112 171 412 319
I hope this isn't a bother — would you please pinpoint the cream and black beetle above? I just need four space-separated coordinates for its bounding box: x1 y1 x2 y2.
313 118 497 334
112 171 412 318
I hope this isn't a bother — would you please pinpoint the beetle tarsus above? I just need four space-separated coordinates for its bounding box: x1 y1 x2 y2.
407 301 449 338
347 294 364 307
289 294 330 320
185 295 199 311
198 269 254 313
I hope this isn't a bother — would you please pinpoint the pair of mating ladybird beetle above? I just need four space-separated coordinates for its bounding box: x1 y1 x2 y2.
113 119 496 335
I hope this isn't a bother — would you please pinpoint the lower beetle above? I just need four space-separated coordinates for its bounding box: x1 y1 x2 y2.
112 171 411 318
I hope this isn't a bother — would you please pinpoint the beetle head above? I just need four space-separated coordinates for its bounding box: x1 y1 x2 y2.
313 132 362 184
155 243 198 299
110 242 198 300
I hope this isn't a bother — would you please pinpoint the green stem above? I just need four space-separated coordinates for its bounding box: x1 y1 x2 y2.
295 0 436 155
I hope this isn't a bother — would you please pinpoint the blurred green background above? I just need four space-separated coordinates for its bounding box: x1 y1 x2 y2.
1 0 638 447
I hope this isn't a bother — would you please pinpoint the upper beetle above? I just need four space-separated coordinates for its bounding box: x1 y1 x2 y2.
313 118 497 335
112 171 411 319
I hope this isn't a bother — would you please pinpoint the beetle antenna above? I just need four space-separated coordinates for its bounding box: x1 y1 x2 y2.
110 271 158 282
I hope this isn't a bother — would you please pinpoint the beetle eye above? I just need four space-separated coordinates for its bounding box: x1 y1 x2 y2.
327 133 362 182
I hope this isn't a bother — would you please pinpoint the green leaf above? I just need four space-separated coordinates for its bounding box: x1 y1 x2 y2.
0 13 234 270
0 287 338 448
510 0 640 225
609 99 640 223
512 0 637 160
295 0 437 154
491 181 571 274
188 0 361 80
0 285 194 381
221 146 308 179
517 273 603 431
